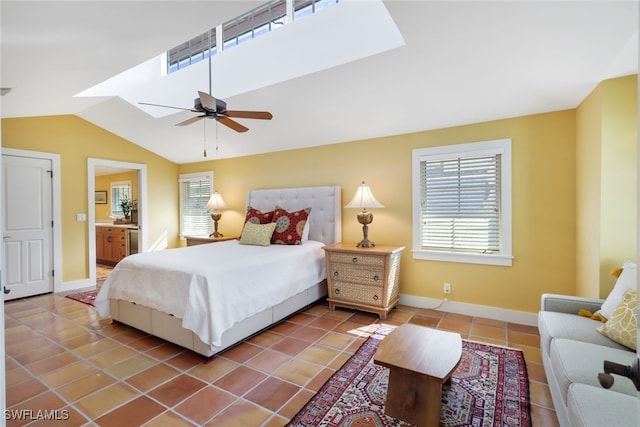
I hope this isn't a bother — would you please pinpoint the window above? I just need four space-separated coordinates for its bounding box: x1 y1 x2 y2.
179 172 213 237
412 139 512 266
110 181 131 216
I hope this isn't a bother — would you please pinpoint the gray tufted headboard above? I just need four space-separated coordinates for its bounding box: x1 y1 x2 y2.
246 186 342 245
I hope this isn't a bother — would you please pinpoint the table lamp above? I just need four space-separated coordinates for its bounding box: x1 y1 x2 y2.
205 192 228 238
345 181 384 248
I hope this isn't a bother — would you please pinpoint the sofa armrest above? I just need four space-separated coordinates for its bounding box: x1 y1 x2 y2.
540 293 605 314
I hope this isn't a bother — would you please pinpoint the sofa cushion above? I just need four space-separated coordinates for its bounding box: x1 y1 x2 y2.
568 383 639 427
549 339 637 406
538 311 629 356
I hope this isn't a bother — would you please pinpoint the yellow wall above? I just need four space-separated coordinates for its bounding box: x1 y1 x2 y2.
1 74 635 314
576 75 638 298
95 171 138 220
180 109 578 314
1 115 180 282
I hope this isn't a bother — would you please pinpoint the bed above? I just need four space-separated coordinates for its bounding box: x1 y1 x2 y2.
95 185 341 358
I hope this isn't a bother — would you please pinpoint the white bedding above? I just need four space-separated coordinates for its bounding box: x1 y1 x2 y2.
95 239 326 348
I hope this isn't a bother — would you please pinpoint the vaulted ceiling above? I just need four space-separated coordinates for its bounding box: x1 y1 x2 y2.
1 1 637 164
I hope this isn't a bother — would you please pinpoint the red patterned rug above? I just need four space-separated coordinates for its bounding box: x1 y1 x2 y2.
65 289 98 306
288 324 531 427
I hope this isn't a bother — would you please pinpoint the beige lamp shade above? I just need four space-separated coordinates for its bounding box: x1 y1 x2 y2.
345 182 384 209
345 182 383 248
205 192 228 211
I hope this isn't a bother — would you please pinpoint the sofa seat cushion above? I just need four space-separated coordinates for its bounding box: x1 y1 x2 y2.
538 311 628 356
550 339 637 405
568 383 639 427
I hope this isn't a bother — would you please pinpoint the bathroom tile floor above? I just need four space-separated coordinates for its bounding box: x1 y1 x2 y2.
5 292 558 426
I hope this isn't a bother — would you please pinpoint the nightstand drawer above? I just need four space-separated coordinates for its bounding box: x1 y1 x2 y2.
327 252 385 267
330 264 385 285
331 281 385 307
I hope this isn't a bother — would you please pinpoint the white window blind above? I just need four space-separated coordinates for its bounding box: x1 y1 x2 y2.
412 139 512 266
420 155 501 253
179 172 213 237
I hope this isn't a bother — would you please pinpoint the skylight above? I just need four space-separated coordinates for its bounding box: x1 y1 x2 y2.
167 0 340 74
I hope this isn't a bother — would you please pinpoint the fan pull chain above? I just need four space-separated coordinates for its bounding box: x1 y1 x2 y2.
215 120 219 157
203 120 207 157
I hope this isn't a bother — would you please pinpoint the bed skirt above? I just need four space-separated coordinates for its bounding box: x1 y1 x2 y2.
108 279 328 357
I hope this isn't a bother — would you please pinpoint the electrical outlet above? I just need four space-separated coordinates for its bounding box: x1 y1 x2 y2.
444 283 451 294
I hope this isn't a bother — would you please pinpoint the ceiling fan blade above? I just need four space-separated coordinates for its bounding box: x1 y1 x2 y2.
225 110 273 120
139 102 193 111
198 91 218 112
218 117 249 133
175 115 205 127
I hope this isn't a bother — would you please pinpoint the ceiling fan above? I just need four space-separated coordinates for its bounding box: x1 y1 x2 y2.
139 91 272 133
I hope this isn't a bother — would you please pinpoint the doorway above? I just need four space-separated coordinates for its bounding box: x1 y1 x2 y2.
87 158 147 285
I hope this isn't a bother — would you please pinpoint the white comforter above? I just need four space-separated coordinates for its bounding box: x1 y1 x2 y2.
95 239 326 348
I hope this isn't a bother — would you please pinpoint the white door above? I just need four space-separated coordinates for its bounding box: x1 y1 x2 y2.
2 155 53 300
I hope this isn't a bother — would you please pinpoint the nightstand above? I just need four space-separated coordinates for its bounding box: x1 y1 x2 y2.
323 243 405 319
185 235 238 246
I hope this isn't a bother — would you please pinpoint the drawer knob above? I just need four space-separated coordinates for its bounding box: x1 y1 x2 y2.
334 288 340 295
373 295 379 301
373 275 379 281
352 257 358 263
333 271 339 277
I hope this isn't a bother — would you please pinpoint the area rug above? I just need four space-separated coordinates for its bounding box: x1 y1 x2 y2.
65 289 98 306
287 324 531 427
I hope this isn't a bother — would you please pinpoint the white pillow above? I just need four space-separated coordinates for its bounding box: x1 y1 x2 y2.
600 261 637 320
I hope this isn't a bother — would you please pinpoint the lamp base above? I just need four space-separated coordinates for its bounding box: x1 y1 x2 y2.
356 238 375 248
209 231 224 238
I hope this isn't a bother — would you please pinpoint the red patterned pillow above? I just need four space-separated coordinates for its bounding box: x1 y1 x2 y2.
244 206 274 225
271 206 311 245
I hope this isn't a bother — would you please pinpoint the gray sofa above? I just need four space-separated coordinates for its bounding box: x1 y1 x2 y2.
538 293 639 427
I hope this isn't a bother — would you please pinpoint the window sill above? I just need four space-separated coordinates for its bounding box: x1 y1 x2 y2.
412 249 513 267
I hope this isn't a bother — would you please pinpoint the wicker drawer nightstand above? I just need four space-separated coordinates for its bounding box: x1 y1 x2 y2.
323 243 404 319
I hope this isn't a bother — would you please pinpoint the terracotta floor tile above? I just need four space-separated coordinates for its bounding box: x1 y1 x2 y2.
298 344 340 365
148 374 207 407
508 330 540 348
6 377 48 407
316 331 355 350
278 388 315 419
39 361 97 388
75 382 139 419
95 396 165 427
175 386 237 425
470 324 507 341
9 390 66 412
26 351 79 376
126 363 181 392
271 336 312 356
247 330 286 348
104 353 157 379
214 365 268 396
274 358 322 386
246 349 292 375
206 399 271 427
145 410 198 426
56 372 117 402
220 342 263 363
245 376 300 411
188 357 239 383
5 291 558 426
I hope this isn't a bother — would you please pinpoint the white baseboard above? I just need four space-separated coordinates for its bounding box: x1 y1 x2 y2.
399 294 538 327
56 279 93 294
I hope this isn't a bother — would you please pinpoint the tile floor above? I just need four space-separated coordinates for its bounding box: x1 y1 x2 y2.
5 290 559 426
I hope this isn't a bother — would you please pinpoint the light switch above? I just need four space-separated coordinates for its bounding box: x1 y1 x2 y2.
76 213 87 222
